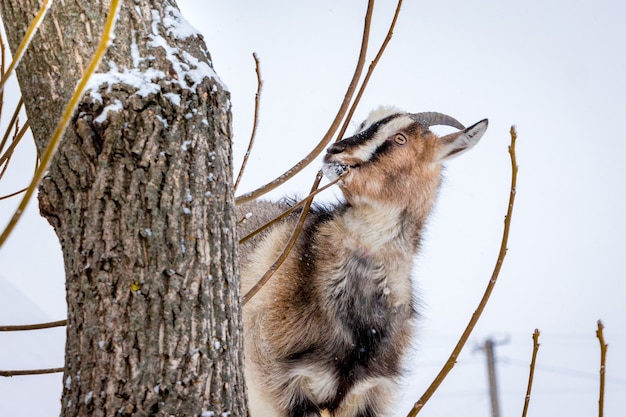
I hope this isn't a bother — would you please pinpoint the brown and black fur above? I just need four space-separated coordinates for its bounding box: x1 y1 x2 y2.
238 107 488 417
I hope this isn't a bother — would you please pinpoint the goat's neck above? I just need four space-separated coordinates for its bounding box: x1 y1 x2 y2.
340 198 424 254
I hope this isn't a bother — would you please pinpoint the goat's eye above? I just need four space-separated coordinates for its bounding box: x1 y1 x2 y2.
393 133 407 145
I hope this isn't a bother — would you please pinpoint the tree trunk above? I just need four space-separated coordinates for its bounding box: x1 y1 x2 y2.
0 1 247 416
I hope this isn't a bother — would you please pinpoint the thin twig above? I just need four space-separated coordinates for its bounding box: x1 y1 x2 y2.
238 173 344 245
0 97 25 164
242 171 324 305
0 119 27 183
0 319 67 332
521 329 541 417
234 53 263 193
406 126 519 417
0 121 37 200
235 0 375 205
0 120 29 171
241 201 311 305
0 31 6 118
0 0 122 249
596 320 607 417
0 187 27 200
0 367 63 377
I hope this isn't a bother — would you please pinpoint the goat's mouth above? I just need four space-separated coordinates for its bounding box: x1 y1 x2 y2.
322 161 351 181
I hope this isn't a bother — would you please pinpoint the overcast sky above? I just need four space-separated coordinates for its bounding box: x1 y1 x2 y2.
1 1 625 416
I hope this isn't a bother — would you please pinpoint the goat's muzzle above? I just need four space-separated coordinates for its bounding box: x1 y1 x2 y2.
326 142 347 154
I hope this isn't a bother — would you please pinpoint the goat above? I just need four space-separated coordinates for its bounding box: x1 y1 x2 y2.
237 106 488 417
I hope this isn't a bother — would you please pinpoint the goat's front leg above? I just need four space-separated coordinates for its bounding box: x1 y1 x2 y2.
334 405 377 417
332 381 395 417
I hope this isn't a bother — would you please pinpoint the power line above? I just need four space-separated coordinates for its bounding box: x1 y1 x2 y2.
500 356 626 385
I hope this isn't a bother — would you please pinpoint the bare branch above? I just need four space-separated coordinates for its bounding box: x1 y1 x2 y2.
0 117 38 200
336 0 404 142
0 367 63 377
0 120 30 182
521 329 541 417
0 186 26 200
235 0 375 205
0 30 6 117
0 321 66 380
234 52 263 193
0 319 67 332
242 171 324 305
596 320 607 417
406 126 519 416
238 173 345 245
240 0 404 305
0 0 122 249
0 97 25 166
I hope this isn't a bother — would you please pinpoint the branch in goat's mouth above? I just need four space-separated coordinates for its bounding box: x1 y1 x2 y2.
322 162 349 181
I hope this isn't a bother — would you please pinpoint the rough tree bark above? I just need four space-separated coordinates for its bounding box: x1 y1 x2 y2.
0 1 247 416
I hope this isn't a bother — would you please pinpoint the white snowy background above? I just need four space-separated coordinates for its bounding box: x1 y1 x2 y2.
1 1 625 416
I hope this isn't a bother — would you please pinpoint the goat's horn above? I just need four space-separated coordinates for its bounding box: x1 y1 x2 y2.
410 112 465 130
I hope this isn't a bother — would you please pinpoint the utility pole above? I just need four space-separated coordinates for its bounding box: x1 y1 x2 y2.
484 339 501 417
477 337 509 417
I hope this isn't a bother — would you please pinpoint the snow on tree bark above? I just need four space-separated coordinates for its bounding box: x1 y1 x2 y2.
0 1 246 416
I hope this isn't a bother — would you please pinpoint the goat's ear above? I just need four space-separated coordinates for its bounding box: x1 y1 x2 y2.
436 119 488 161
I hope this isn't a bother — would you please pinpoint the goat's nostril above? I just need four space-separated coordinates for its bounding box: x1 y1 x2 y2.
327 143 345 154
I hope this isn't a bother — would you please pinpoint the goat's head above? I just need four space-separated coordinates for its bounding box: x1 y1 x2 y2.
322 107 488 208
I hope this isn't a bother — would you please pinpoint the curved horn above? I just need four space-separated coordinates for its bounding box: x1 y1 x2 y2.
410 112 465 130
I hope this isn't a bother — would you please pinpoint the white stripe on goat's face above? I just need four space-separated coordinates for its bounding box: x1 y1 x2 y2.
323 114 413 180
353 105 405 133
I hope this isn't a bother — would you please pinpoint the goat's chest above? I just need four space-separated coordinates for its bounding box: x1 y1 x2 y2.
322 237 414 308
307 250 413 409
281 222 416 409
319 244 414 354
